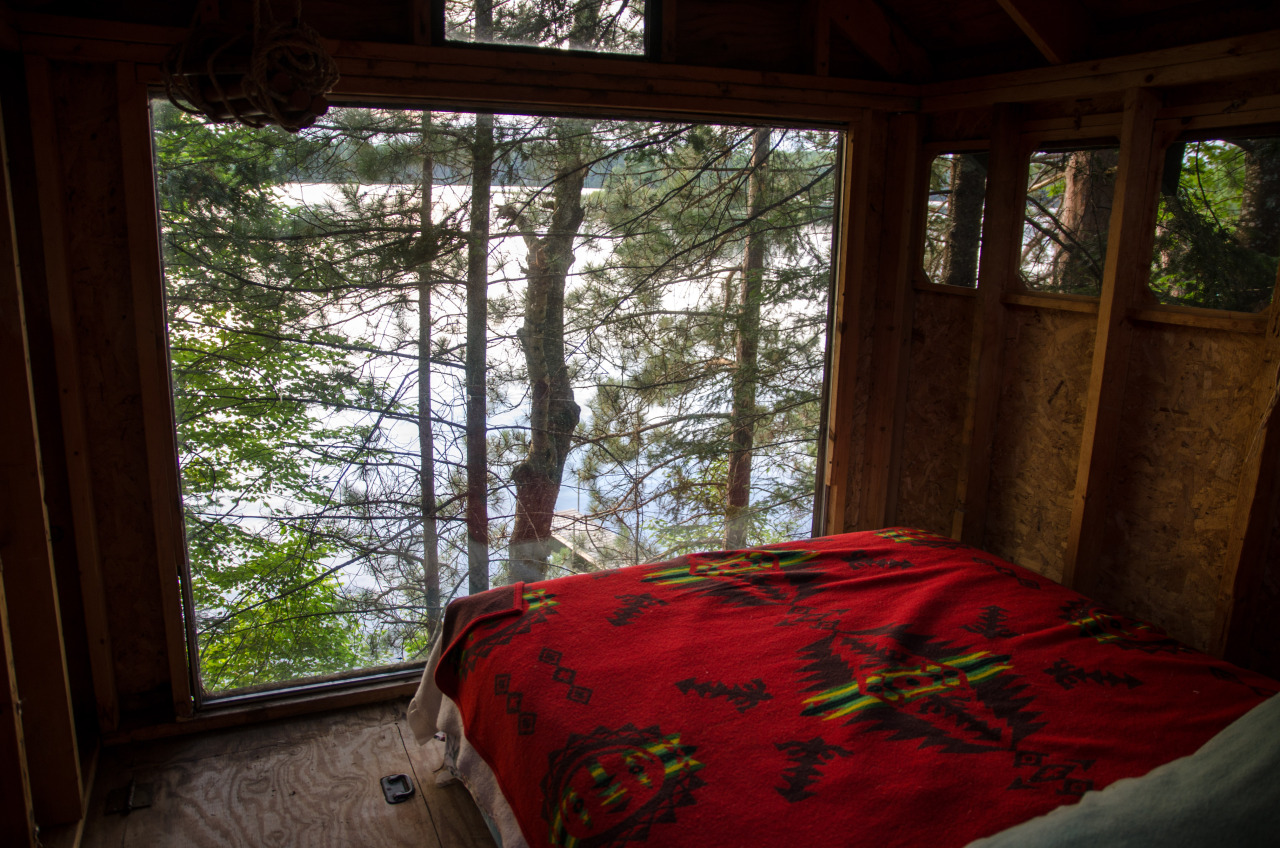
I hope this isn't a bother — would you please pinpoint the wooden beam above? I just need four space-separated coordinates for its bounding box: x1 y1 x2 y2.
0 7 18 53
0 76 84 829
1003 291 1100 315
952 105 1029 545
1212 267 1280 661
922 29 1280 112
24 56 119 735
996 0 1092 65
858 112 921 527
17 13 918 120
117 64 195 720
824 114 882 535
827 0 932 81
1062 88 1167 595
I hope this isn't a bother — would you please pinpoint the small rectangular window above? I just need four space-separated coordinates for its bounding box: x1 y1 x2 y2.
1020 146 1119 297
1150 136 1280 312
923 152 988 288
444 0 646 55
152 101 838 697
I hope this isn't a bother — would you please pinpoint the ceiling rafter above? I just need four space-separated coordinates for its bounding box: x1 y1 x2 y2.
996 0 1094 65
823 0 933 81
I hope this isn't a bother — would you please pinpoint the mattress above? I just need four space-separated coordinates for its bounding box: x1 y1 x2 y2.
407 528 1278 848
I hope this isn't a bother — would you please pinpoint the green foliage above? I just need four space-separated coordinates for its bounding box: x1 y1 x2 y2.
154 99 837 695
568 125 836 555
1150 140 1279 312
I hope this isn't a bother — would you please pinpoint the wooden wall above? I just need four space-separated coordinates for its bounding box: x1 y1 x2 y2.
835 92 1280 674
0 4 1279 839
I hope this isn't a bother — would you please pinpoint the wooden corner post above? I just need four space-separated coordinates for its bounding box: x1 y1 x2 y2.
0 64 85 829
1213 264 1280 663
952 104 1028 545
823 109 921 535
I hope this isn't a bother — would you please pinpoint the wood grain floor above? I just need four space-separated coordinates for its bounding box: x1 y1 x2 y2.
79 699 496 848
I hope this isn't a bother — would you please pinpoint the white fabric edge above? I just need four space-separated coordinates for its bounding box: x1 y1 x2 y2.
408 636 529 848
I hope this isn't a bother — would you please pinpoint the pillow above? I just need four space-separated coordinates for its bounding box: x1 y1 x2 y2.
966 695 1280 848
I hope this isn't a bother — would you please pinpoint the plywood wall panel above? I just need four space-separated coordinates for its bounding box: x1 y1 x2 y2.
984 307 1094 582
49 61 173 715
895 289 973 535
1096 325 1265 652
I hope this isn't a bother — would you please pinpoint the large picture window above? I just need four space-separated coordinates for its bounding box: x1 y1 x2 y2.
152 101 839 697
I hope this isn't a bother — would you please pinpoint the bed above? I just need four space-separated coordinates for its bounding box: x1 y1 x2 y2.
407 528 1280 848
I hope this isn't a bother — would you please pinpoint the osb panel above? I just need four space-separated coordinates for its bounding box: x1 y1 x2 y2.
984 308 1095 583
895 290 973 535
52 61 173 712
1097 325 1266 653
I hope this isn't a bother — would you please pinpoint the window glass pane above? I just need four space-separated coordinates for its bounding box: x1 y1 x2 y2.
1021 147 1119 297
445 0 645 54
1150 137 1280 312
152 102 838 695
923 152 987 288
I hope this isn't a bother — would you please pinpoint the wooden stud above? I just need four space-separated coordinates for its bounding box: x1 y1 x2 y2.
0 85 38 848
1062 88 1167 595
996 0 1092 65
0 76 85 829
827 0 931 81
858 112 922 527
0 557 37 847
914 279 978 298
411 0 431 47
952 105 1029 545
1127 306 1265 335
1212 267 1280 661
117 65 196 720
659 0 677 63
24 55 120 736
812 0 831 77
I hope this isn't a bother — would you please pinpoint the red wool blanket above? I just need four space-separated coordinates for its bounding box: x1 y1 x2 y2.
434 529 1277 848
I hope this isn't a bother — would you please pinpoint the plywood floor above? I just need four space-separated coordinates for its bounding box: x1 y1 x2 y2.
80 699 496 848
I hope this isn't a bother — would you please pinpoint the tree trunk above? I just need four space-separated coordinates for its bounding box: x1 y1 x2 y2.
725 128 770 549
1052 149 1118 291
1240 139 1280 256
466 110 494 596
503 119 589 583
942 153 986 288
417 110 441 630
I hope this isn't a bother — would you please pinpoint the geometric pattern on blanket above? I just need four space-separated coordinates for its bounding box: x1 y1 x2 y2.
434 529 1278 848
